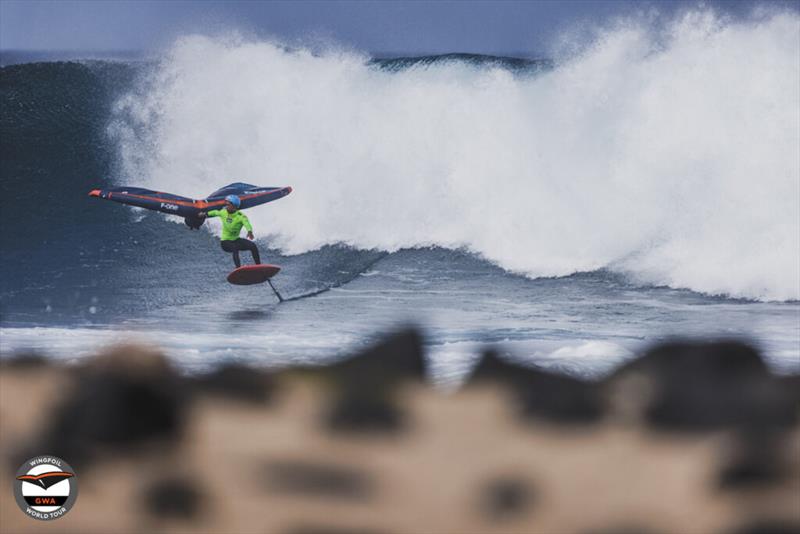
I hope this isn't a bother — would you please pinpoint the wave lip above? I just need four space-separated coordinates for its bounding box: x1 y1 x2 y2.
110 9 800 302
369 53 552 73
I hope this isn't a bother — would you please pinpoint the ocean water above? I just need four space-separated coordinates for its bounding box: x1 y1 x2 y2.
1 10 798 382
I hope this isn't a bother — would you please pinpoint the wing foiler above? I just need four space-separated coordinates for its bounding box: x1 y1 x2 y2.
88 182 292 229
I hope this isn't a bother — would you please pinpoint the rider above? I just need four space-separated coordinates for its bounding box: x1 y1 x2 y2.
198 195 261 268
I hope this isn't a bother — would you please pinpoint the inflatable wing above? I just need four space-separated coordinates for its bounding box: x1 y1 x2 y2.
88 182 292 229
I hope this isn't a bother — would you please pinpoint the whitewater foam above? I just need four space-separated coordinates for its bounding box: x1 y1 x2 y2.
110 9 800 301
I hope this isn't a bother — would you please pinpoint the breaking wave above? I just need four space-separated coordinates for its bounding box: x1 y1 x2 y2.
110 9 800 301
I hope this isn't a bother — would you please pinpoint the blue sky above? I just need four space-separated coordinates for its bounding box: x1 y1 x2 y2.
1 0 797 56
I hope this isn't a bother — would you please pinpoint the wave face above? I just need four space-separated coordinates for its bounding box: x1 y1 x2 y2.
110 10 800 301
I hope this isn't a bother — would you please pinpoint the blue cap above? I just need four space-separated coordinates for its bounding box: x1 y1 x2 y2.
225 195 241 208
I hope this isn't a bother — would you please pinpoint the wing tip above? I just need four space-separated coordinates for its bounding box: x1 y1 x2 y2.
88 189 101 198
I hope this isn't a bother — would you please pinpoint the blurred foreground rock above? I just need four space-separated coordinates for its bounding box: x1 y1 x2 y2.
0 332 798 534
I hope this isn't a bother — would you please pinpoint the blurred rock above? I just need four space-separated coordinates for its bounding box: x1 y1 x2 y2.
322 328 424 434
261 460 374 501
778 375 800 411
584 527 659 534
469 350 605 424
609 341 796 432
0 352 50 369
718 433 788 490
325 328 426 384
191 363 276 404
725 519 800 534
0 335 798 534
142 476 204 520
25 345 188 468
284 526 387 534
325 394 405 434
480 476 535 521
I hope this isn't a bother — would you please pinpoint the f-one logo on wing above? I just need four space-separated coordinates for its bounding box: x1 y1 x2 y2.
160 202 179 211
14 455 78 521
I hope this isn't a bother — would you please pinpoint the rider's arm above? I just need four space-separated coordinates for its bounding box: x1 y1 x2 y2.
241 213 253 232
206 209 222 218
241 213 254 239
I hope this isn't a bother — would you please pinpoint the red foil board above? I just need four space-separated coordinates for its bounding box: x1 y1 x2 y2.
227 264 281 285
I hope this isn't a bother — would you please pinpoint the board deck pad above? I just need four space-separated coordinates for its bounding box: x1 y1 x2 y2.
227 264 281 285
